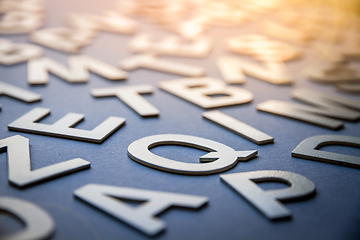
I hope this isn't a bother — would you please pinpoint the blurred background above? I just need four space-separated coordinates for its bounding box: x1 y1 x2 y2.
0 0 360 239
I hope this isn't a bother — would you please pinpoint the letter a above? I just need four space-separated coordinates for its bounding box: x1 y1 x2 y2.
74 184 208 236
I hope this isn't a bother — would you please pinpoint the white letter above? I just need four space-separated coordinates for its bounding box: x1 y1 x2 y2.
0 135 90 187
128 134 257 175
30 27 96 53
292 135 360 168
203 110 274 145
28 55 127 84
91 85 159 117
0 196 55 240
221 170 315 220
159 77 253 109
257 88 360 129
217 56 293 84
8 108 125 143
0 81 41 108
74 184 208 236
0 39 42 65
119 54 205 77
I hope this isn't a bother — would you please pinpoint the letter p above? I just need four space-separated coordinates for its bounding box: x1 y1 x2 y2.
221 170 315 220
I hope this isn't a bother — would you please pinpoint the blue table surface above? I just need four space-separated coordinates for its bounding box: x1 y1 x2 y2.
1 1 360 239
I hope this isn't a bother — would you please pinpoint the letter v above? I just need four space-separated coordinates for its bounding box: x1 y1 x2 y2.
0 135 90 187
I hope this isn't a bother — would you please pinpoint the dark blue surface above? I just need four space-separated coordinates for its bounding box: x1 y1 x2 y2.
1 1 360 239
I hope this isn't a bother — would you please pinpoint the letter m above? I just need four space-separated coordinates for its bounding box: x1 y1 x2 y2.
28 55 127 84
257 88 360 130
